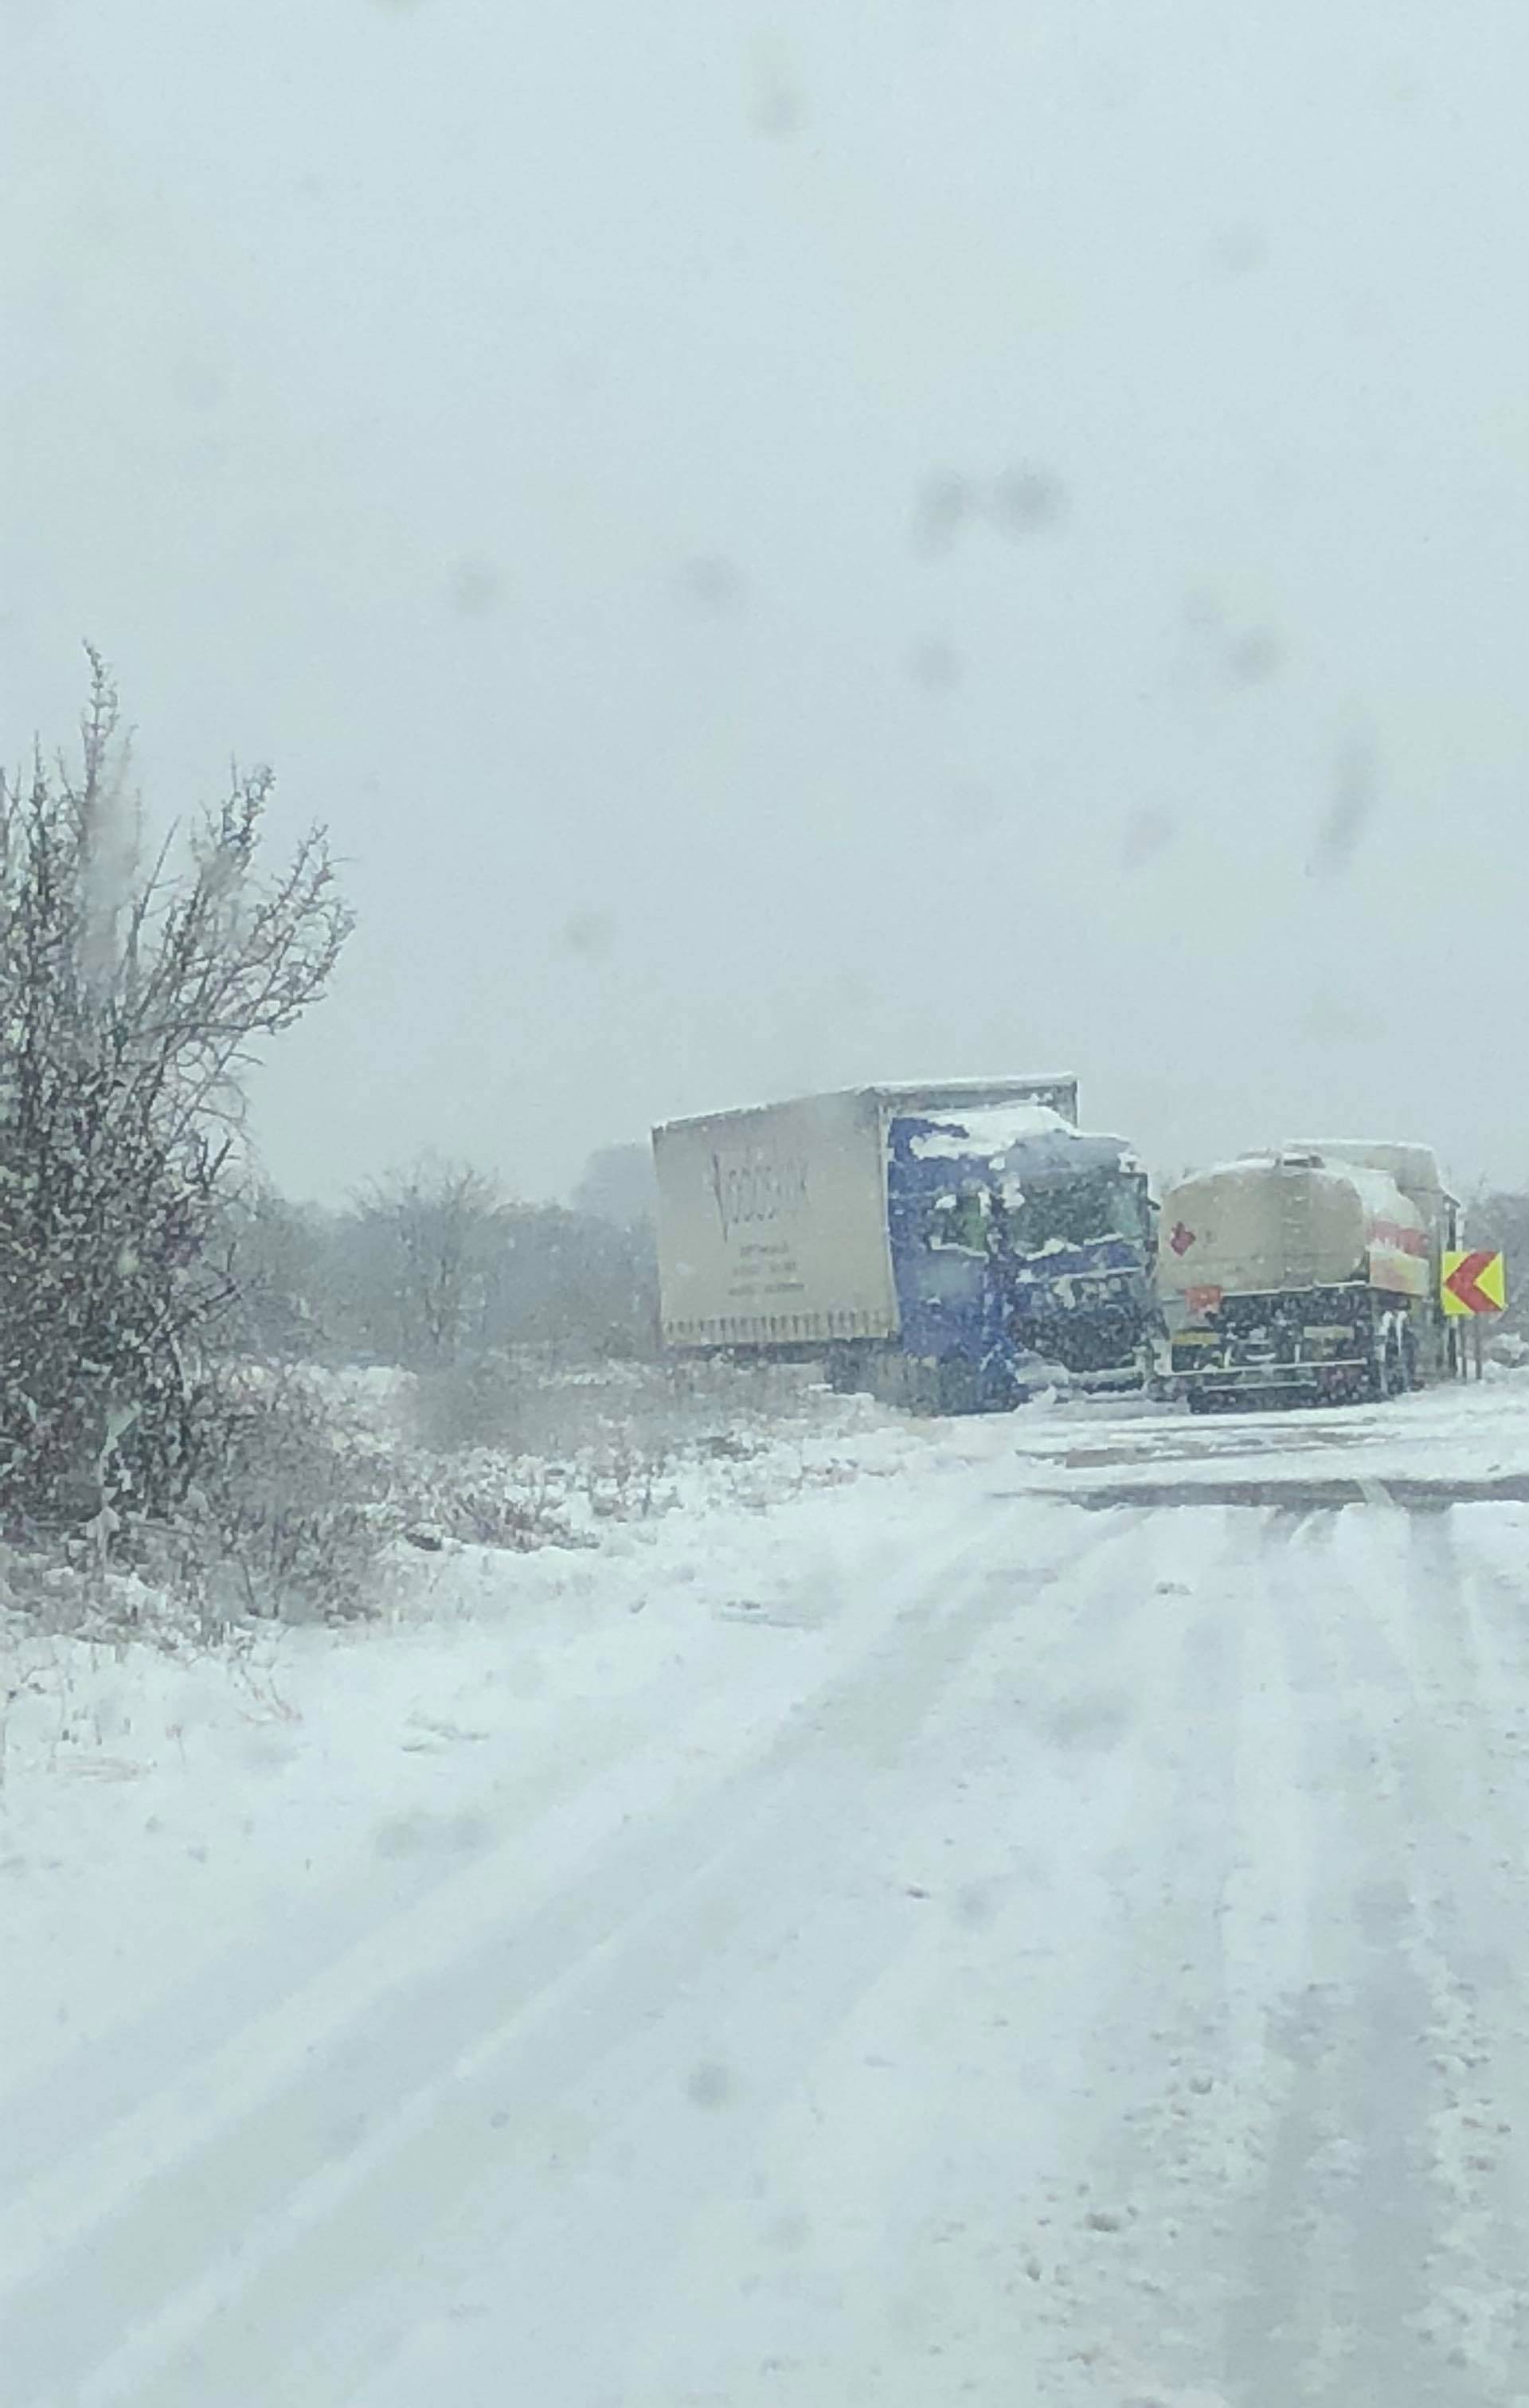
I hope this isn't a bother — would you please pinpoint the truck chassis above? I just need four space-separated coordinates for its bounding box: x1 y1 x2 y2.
1171 1286 1422 1411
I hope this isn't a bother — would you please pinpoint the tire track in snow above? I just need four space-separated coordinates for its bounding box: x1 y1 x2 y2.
1382 1506 1529 2390
0 1499 952 2187
0 1480 990 2259
0 1499 1131 2408
345 1511 1178 2408
994 1503 1311 2403
579 1505 1243 2408
1223 1501 1529 2405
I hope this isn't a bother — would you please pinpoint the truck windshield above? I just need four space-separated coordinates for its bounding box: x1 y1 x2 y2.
925 1171 1151 1257
927 1190 991 1254
1003 1171 1150 1253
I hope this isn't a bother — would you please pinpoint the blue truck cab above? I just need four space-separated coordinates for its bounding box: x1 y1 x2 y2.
885 1104 1157 1407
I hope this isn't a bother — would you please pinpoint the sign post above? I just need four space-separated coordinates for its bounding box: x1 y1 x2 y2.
1441 1250 1507 1381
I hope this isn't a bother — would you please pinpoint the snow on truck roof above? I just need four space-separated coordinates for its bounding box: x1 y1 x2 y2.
1167 1151 1425 1223
865 1077 1076 1106
902 1102 1135 1171
652 1077 1078 1138
907 1102 1066 1154
1288 1138 1448 1193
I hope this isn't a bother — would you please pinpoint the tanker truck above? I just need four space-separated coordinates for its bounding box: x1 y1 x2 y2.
652 1080 1156 1412
1158 1140 1459 1409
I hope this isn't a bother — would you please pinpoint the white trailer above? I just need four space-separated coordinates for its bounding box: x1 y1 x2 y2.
652 1078 1077 1354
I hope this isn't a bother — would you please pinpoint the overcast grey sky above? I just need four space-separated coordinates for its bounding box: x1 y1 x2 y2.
7 0 1529 1202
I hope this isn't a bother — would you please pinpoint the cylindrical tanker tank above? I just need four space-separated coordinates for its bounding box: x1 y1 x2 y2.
1158 1147 1445 1409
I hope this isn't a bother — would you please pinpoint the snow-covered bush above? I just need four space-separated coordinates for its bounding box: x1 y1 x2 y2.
401 1452 586 1551
0 657 350 1542
410 1349 528 1452
169 1370 396 1624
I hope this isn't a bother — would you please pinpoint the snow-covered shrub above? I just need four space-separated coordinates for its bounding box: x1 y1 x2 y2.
580 1435 675 1520
0 658 350 1541
411 1352 823 1464
167 1369 396 1624
403 1452 587 1550
410 1349 527 1452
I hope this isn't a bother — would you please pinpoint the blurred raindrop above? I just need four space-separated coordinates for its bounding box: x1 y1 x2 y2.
989 465 1069 540
1308 740 1375 876
561 350 604 397
1120 805 1176 870
1210 225 1269 276
1300 994 1382 1045
686 2060 735 2110
914 467 1068 553
172 361 226 413
675 555 745 614
907 637 962 690
956 1880 998 1926
448 557 502 617
766 2210 811 2252
949 783 999 833
1087 63 1140 112
911 474 972 557
1183 593 1285 687
1225 627 1284 686
561 912 616 959
747 41 807 137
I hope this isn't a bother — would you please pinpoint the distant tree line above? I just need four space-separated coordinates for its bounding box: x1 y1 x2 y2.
227 1147 659 1373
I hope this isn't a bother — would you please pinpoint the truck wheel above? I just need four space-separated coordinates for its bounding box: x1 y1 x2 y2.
824 1345 858 1395
1371 1318 1406 1401
976 1362 1020 1414
1362 1321 1390 1404
934 1358 982 1416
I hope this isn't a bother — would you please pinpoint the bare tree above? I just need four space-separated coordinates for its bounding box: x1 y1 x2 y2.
345 1157 510 1366
0 652 352 1532
1461 1184 1529 1346
571 1142 655 1232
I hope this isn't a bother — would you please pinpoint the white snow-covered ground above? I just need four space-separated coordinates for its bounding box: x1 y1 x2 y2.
6 1381 1529 2404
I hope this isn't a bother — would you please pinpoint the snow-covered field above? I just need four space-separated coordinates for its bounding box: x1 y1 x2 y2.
6 1379 1529 2404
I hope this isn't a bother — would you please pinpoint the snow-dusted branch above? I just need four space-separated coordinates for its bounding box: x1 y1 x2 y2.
0 652 354 1532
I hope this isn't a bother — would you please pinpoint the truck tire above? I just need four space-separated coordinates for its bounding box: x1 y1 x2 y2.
933 1358 981 1416
824 1343 867 1397
1361 1316 1390 1404
1366 1315 1404 1403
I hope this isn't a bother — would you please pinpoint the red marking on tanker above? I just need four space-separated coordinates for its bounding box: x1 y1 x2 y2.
1168 1222 1196 1257
1371 1220 1428 1257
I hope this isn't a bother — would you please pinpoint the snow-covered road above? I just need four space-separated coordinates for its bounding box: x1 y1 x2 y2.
7 1388 1529 2405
